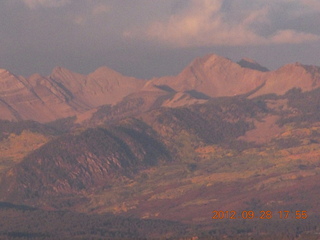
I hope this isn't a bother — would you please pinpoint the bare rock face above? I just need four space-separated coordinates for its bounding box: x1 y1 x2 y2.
146 54 267 97
50 66 145 107
0 67 145 122
1 53 320 123
147 54 320 99
82 67 145 106
250 63 320 97
0 69 76 122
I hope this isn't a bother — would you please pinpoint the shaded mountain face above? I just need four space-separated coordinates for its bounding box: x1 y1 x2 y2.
237 58 269 72
0 119 171 204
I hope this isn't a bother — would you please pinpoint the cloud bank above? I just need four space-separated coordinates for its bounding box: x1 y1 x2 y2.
21 0 70 9
125 0 320 47
3 0 319 79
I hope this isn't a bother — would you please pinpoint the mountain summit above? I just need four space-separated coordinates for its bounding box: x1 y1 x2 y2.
145 54 267 97
2 54 320 238
0 67 144 122
1 53 320 122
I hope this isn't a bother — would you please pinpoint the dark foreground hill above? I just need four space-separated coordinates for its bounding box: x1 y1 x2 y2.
0 119 171 206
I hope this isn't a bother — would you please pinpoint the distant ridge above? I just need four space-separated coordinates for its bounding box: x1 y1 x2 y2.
0 66 144 122
1 53 320 122
237 58 269 72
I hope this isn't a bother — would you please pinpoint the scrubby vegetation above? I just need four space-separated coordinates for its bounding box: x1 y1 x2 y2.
0 204 319 239
0 117 76 140
2 88 320 238
0 205 190 239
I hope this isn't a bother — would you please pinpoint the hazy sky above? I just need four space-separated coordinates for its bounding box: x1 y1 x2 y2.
1 0 320 79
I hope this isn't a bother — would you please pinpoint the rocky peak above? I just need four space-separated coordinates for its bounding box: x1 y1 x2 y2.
0 68 9 75
187 54 233 71
89 66 121 77
274 62 307 76
0 69 27 91
50 66 84 82
0 68 18 80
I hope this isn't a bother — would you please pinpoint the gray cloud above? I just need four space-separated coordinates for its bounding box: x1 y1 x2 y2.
0 0 320 79
124 0 320 47
21 0 70 9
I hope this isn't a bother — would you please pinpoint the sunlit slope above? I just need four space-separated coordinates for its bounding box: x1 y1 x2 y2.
2 53 320 123
0 131 49 173
0 118 75 174
2 87 320 226
73 89 320 222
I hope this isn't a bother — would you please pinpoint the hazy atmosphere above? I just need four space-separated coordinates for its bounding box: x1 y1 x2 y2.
1 0 320 78
2 1 320 239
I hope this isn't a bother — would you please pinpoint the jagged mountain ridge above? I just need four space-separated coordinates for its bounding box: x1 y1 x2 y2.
0 67 144 122
146 54 320 98
1 54 320 123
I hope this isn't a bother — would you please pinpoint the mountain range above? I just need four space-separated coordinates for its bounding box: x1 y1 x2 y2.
1 53 320 239
1 54 320 123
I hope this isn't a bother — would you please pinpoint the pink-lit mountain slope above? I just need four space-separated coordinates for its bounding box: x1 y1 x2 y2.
1 53 320 122
0 67 144 122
